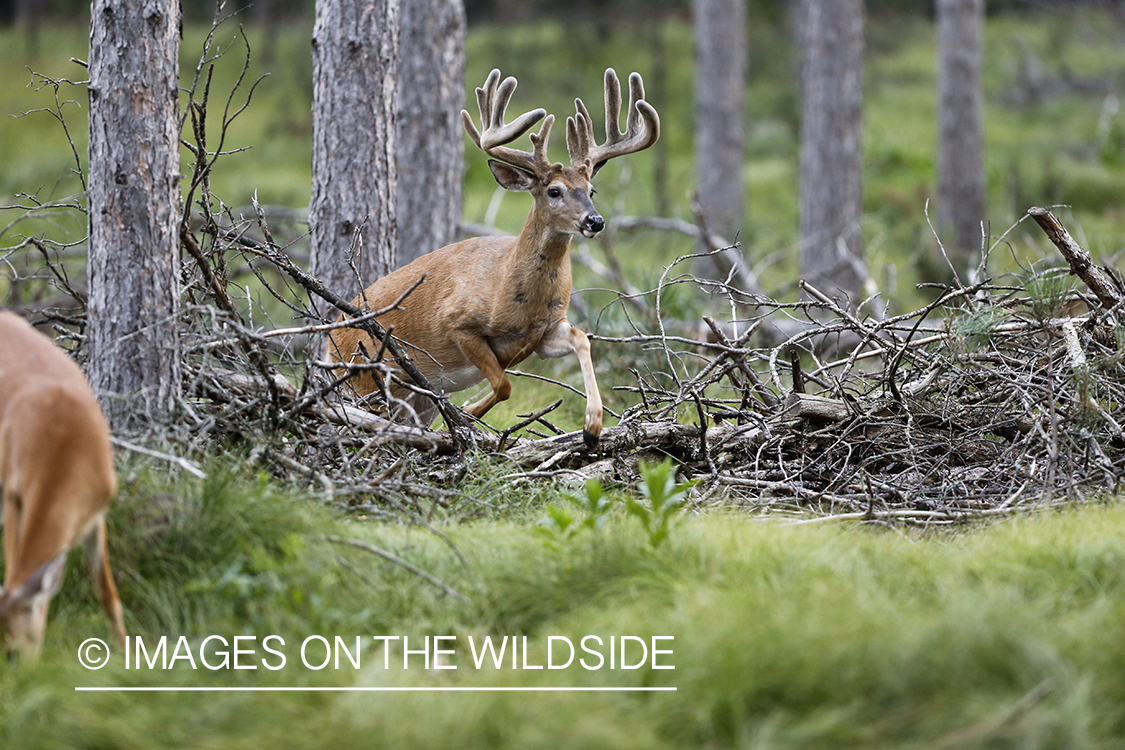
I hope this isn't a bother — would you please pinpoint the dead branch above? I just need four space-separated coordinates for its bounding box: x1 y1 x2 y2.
1028 207 1122 309
326 535 471 603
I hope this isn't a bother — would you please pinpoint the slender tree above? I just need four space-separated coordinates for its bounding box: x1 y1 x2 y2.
798 0 866 305
86 0 182 425
14 0 41 59
251 0 281 65
693 0 746 278
395 0 465 268
309 0 400 319
936 0 986 278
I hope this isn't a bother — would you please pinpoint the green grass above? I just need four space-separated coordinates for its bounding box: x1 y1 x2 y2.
3 463 1125 748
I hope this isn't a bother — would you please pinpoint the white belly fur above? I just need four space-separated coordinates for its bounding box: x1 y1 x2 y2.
430 364 483 394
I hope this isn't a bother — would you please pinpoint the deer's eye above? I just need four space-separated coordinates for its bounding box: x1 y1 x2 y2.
547 186 562 199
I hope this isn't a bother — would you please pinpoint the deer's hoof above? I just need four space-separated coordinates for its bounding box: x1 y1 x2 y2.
583 430 599 450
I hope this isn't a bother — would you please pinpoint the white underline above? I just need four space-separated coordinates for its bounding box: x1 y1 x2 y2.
75 686 677 692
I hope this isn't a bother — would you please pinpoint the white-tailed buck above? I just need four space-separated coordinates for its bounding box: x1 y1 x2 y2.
328 68 659 447
0 311 126 659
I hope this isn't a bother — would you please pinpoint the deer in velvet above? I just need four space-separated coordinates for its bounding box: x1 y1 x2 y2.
327 68 659 447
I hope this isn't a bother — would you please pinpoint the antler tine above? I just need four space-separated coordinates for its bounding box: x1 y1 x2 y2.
603 68 623 146
461 68 551 175
568 68 660 177
565 98 592 171
528 115 555 170
460 68 500 150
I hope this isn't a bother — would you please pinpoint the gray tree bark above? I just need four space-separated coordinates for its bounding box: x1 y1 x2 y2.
86 0 182 426
693 0 745 279
936 0 985 278
395 0 465 268
798 0 866 305
310 0 399 316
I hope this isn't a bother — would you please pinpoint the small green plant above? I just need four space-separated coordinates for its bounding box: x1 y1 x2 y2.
535 478 614 549
624 459 698 549
1099 106 1125 166
951 306 1008 351
1024 269 1076 321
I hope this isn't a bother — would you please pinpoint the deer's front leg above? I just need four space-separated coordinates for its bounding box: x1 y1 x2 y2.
454 334 512 419
536 320 603 448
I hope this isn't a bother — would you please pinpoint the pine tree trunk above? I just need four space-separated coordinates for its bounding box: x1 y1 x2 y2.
798 0 866 305
15 0 40 60
252 0 280 66
86 0 181 426
693 0 745 278
649 17 671 218
310 0 399 313
936 0 985 277
395 0 465 268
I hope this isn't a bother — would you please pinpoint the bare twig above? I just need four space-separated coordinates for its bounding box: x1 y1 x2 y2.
325 535 471 603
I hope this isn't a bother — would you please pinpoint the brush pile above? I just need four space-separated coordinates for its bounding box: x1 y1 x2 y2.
7 194 1124 525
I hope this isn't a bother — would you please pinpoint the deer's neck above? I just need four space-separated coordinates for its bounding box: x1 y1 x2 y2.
502 210 574 300
516 207 573 258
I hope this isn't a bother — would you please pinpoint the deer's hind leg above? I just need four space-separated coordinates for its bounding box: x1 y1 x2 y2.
84 514 125 648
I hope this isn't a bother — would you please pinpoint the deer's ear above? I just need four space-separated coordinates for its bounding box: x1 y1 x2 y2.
488 160 538 193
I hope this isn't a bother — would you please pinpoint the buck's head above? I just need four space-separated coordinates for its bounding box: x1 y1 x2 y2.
463 68 659 242
488 159 604 239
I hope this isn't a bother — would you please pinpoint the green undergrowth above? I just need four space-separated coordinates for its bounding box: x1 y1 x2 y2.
3 461 1125 748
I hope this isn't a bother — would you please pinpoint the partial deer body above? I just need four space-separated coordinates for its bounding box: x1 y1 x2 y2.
0 311 125 660
328 68 659 447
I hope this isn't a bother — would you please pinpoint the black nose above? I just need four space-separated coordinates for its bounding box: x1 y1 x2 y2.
585 215 605 233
